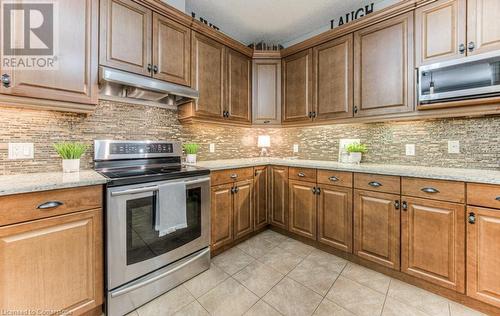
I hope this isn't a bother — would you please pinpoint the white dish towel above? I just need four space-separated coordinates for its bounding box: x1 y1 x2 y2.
155 182 187 237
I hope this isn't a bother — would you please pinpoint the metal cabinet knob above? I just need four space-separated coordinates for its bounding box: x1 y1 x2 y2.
468 212 476 224
459 43 466 54
37 201 64 210
1 74 11 88
402 201 408 211
421 187 439 194
394 200 400 210
147 64 152 72
468 41 475 52
354 106 358 114
153 65 159 74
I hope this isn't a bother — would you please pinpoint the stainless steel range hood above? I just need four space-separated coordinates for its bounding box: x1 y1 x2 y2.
99 67 198 108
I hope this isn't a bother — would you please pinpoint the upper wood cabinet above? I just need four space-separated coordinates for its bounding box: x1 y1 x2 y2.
226 49 252 123
252 59 282 125
100 0 152 76
233 179 254 240
401 197 465 293
153 13 191 86
191 31 225 119
0 0 98 110
282 49 313 124
210 183 233 251
353 12 414 117
354 189 401 270
289 179 317 240
313 34 354 121
254 166 269 230
467 0 500 55
415 0 466 66
269 166 289 230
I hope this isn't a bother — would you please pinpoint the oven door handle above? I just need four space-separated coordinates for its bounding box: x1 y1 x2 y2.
110 186 159 197
183 177 210 186
110 247 210 298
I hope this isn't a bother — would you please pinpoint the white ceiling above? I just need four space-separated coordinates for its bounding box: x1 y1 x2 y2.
185 0 400 47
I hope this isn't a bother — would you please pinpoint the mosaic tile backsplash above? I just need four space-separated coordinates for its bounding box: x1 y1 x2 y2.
0 100 498 175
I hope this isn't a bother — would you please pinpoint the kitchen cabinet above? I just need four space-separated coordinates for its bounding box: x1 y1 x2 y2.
401 197 465 292
282 49 313 124
226 49 252 123
415 0 466 66
252 59 282 125
254 166 269 230
353 12 414 117
467 0 500 55
289 179 317 240
211 183 234 250
317 184 353 252
0 0 98 111
313 34 354 121
269 166 289 229
233 179 254 240
100 0 152 76
0 186 103 315
354 189 401 269
152 13 191 86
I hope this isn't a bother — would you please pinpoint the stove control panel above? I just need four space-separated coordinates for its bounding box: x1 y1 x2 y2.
110 143 173 155
94 140 181 160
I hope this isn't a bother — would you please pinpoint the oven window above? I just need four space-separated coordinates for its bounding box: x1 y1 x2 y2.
126 187 202 265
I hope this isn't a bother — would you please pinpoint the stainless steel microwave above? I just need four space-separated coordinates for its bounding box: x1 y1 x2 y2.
418 51 500 104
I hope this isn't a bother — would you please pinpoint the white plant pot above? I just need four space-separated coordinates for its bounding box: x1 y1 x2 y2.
186 154 197 164
349 152 362 164
62 159 80 173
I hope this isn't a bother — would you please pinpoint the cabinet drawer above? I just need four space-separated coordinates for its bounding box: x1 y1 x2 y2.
402 178 465 203
354 173 400 194
211 167 254 186
289 167 317 183
0 185 103 226
317 170 353 187
467 183 500 209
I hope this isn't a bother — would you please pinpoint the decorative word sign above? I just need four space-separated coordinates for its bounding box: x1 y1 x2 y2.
330 3 374 29
191 12 220 31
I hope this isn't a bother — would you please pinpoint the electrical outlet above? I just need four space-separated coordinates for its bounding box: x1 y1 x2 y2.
405 144 415 156
8 143 34 159
448 140 460 154
209 143 215 153
293 144 299 153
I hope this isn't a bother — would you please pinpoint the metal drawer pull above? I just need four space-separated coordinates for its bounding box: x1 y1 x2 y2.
468 212 476 224
298 172 306 177
111 186 159 196
496 196 500 201
368 181 382 187
329 176 339 182
421 187 439 194
37 201 64 210
230 174 238 179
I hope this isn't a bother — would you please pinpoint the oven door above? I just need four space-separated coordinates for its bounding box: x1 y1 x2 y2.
106 176 210 289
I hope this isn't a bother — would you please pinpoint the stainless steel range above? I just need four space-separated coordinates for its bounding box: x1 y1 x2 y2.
94 140 210 316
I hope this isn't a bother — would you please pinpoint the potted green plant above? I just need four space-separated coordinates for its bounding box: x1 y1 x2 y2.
183 143 200 164
346 142 367 164
53 142 89 173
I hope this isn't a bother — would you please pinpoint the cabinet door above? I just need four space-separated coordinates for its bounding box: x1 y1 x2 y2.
354 190 401 269
353 12 414 117
467 206 500 308
467 0 500 55
226 49 251 123
211 184 233 250
289 180 317 240
0 0 98 105
415 0 466 66
282 49 313 124
313 34 353 121
254 166 269 230
252 59 281 125
317 184 353 253
0 209 103 315
100 0 152 76
191 32 225 119
152 13 191 86
234 179 254 240
270 166 289 229
402 197 465 292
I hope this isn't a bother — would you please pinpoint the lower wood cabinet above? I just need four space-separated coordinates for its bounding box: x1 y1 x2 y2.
289 180 317 239
401 197 465 292
317 184 353 252
354 189 401 270
233 179 254 240
254 166 269 230
211 183 234 250
466 206 500 307
269 166 289 229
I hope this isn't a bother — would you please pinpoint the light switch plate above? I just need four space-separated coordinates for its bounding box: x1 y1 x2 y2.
405 144 415 156
209 143 215 153
293 144 299 153
8 143 34 159
448 140 460 154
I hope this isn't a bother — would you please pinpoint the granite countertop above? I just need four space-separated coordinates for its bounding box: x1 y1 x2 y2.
196 158 500 185
0 170 107 197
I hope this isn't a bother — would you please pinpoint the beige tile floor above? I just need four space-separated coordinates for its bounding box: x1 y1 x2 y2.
126 230 487 316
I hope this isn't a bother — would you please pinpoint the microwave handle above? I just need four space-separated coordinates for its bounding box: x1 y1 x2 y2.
111 186 159 196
